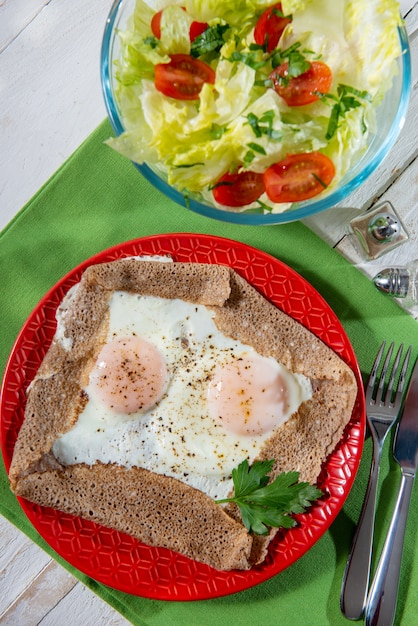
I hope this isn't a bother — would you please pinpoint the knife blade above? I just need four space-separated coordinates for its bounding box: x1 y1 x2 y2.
393 357 418 473
365 357 418 626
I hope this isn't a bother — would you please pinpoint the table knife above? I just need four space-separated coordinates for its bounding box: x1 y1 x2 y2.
365 357 418 626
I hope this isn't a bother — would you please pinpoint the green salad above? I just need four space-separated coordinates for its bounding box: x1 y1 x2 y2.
107 0 403 213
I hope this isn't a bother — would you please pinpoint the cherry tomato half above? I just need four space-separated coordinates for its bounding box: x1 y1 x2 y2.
154 54 215 100
270 61 332 106
150 10 163 38
263 152 335 203
189 20 209 41
212 171 265 207
254 3 292 52
151 8 208 42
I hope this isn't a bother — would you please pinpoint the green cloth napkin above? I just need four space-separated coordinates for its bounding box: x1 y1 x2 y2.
1 120 417 626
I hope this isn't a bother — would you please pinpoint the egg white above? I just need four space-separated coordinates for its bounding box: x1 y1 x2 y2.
52 291 312 500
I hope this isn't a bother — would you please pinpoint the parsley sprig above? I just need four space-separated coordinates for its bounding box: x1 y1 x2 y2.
216 459 323 535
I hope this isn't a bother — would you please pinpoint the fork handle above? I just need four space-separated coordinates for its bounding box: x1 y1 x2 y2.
365 471 415 626
340 444 382 619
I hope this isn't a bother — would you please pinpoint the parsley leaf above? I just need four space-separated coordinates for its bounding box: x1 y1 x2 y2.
191 23 229 58
216 459 323 535
232 458 272 495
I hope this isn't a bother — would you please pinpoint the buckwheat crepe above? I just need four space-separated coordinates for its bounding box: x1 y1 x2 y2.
9 259 357 571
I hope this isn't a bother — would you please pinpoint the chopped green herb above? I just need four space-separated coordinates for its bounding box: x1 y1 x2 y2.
322 84 372 139
245 111 282 142
225 39 315 79
246 113 263 137
256 198 274 212
184 194 191 210
311 172 328 188
243 150 255 166
143 35 159 49
225 49 266 70
191 23 230 58
254 78 275 89
249 42 264 51
216 459 323 535
247 142 267 154
271 42 311 75
173 163 205 169
210 123 228 140
208 180 234 191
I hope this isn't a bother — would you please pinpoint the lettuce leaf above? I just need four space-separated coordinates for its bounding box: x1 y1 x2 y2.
159 5 191 55
344 0 402 94
183 0 259 27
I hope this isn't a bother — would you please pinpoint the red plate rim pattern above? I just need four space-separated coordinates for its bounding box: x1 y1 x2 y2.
0 233 365 601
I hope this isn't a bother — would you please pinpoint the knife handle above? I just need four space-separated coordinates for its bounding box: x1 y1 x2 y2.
365 471 415 626
340 441 382 619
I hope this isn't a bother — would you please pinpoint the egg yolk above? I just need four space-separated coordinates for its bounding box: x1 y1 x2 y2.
207 353 290 436
89 336 168 414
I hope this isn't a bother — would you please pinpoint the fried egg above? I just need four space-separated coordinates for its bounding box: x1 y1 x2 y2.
52 291 312 500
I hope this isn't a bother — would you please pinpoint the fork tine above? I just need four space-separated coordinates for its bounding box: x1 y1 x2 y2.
367 342 411 407
368 341 386 392
386 344 403 404
377 342 394 403
392 345 412 409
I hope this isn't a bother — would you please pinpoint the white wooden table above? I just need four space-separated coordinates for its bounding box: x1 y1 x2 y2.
0 1 417 623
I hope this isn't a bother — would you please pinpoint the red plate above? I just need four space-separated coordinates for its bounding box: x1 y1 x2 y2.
1 233 365 600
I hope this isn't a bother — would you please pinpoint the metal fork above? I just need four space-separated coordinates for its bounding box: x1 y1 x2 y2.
340 341 412 620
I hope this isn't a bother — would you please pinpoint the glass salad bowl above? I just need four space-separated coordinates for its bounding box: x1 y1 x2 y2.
100 0 412 225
